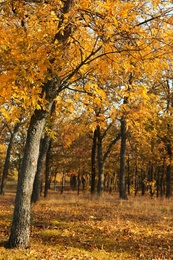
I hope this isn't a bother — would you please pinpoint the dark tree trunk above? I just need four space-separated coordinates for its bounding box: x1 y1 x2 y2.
166 165 172 197
77 173 80 195
70 175 77 190
60 170 65 194
141 172 146 196
8 109 47 248
156 166 160 198
0 123 20 195
91 129 97 194
31 134 51 203
160 165 164 197
97 125 104 195
44 140 51 198
148 165 154 197
166 144 172 198
119 117 128 200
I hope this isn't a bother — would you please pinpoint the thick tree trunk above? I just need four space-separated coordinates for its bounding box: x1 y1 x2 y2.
97 125 104 195
119 117 128 200
8 74 57 248
31 134 51 203
8 109 47 248
91 129 97 194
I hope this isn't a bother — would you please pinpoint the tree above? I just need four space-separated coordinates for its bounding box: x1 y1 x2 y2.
1 0 172 248
7 0 105 248
0 122 20 195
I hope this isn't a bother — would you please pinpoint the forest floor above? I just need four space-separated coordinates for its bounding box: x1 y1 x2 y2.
0 188 173 260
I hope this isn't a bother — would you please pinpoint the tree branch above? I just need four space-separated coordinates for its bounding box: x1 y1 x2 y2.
103 133 121 163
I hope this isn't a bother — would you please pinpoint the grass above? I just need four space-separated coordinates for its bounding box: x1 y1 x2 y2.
0 190 173 259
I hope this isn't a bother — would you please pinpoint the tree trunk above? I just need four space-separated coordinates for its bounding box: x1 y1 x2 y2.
119 117 128 200
31 134 51 203
44 140 51 198
166 163 172 197
60 170 65 194
156 166 160 198
0 123 20 195
91 129 97 194
77 173 80 195
166 144 172 198
141 172 146 196
8 73 57 248
8 109 47 248
97 125 104 195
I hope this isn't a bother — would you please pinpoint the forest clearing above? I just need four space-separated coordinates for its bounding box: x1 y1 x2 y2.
0 186 173 260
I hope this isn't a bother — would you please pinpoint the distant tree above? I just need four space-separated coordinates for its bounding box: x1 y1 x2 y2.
0 122 21 195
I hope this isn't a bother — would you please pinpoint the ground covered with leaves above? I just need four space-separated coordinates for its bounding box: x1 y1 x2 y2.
0 190 173 259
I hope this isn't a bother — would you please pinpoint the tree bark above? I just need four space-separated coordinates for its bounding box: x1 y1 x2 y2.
119 117 128 200
8 75 57 248
31 134 51 203
8 109 47 248
0 123 20 195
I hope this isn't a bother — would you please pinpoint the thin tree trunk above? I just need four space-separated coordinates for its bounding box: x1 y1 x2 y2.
97 125 104 195
31 134 51 203
119 117 128 200
44 140 51 198
166 164 171 198
148 165 154 197
60 170 65 194
159 164 164 197
141 171 146 196
91 129 97 194
0 123 20 195
166 144 172 198
156 166 160 198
